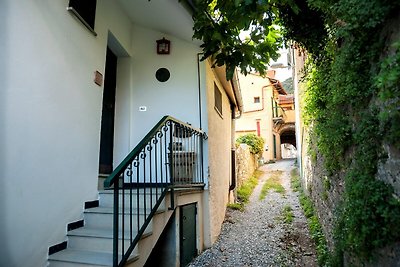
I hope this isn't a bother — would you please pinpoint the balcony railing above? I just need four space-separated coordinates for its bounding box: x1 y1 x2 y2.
103 116 206 266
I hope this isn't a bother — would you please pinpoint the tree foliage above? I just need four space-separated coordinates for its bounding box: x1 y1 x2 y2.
193 0 295 79
281 77 293 93
193 0 400 264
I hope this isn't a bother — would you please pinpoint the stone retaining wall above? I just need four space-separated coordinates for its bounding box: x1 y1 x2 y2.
235 144 258 189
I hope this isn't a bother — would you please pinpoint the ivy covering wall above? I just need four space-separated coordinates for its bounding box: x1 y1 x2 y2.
280 0 400 265
192 0 400 264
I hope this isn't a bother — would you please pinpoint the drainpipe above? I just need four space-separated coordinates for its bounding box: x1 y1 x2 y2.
229 71 243 191
230 104 237 191
230 148 236 191
197 53 203 130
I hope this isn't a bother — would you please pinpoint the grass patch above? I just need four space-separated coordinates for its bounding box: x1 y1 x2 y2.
230 170 263 211
290 168 301 192
227 203 244 211
281 205 294 224
291 166 330 266
299 192 330 265
259 170 285 200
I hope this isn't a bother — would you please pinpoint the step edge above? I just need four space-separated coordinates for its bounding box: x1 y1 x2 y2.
48 250 140 266
68 227 153 239
84 207 166 215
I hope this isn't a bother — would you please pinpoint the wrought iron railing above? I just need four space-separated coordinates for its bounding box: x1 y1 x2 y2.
103 116 206 267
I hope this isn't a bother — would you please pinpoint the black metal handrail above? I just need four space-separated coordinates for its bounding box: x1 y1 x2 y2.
103 115 206 267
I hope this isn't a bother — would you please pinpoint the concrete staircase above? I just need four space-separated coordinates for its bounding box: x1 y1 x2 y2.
48 189 173 267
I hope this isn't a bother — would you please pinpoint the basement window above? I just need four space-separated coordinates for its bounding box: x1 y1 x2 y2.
214 83 223 117
67 0 97 36
254 97 260 103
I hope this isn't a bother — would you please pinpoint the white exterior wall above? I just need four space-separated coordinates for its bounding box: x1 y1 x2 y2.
113 24 206 164
0 1 208 267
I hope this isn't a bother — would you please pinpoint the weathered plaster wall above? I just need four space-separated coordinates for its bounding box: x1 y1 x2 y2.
235 73 276 161
205 61 232 245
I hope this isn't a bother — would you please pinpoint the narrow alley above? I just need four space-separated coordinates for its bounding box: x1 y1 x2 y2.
188 159 317 267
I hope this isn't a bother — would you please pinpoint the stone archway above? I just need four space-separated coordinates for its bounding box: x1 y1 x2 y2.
279 123 296 148
278 123 296 159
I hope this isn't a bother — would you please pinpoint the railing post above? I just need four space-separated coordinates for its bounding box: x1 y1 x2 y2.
113 182 119 267
169 121 175 210
200 133 205 184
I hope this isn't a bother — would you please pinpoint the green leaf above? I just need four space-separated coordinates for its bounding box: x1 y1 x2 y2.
192 0 284 79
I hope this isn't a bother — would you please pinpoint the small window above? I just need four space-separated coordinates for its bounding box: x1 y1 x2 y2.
214 83 223 117
68 0 97 35
254 97 260 103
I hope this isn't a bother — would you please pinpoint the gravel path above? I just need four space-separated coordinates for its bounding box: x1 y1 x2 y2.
188 159 318 267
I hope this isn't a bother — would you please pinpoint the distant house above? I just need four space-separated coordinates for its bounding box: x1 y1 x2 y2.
0 1 242 267
276 94 296 158
235 70 296 162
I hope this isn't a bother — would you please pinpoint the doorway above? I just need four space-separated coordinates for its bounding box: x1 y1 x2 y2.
180 203 197 266
99 47 118 174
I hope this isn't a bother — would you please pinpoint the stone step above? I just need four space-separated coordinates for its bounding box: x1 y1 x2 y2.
67 227 145 254
83 211 153 232
48 188 170 267
86 205 166 215
48 249 138 267
98 189 166 209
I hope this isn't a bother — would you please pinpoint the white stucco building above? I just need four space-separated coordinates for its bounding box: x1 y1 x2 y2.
0 1 243 266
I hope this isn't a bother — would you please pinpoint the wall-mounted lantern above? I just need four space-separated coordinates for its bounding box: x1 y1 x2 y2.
156 38 170 54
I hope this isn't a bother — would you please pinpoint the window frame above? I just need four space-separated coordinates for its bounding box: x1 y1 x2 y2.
67 0 97 36
214 83 223 118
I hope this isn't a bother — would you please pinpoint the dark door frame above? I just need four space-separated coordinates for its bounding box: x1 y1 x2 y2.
99 47 118 174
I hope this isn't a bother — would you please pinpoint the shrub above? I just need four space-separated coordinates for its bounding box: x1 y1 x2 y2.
236 134 265 156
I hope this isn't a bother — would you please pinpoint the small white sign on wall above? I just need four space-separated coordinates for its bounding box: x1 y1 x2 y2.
139 106 147 112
